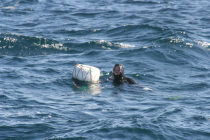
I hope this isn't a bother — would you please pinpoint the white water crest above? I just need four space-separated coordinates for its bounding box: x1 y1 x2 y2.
93 40 135 49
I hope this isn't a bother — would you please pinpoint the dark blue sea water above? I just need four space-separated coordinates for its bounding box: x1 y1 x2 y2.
1 0 210 139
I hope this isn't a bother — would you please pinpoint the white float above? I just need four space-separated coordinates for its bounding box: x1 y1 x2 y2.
72 64 100 83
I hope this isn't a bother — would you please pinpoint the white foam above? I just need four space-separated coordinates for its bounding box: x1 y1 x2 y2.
185 42 193 48
40 42 66 51
92 29 101 32
169 36 184 43
196 41 210 48
185 43 193 46
143 87 152 91
2 6 16 9
116 42 135 48
4 37 17 42
94 40 135 49
2 34 69 51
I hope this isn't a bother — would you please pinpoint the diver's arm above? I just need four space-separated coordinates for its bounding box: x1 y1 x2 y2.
126 77 137 84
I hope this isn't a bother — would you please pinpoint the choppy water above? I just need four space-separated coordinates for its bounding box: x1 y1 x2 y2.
1 0 210 139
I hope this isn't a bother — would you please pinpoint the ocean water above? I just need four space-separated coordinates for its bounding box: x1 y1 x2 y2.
1 0 210 139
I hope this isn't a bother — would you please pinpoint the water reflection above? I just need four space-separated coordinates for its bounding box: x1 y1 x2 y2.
72 78 103 95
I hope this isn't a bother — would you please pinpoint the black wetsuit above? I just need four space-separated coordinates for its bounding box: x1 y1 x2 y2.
113 64 137 84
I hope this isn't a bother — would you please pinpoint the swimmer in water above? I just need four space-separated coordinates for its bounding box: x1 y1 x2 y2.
73 63 137 90
112 63 137 84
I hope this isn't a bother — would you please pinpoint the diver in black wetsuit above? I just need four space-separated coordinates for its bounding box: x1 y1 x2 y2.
113 63 137 84
72 63 138 91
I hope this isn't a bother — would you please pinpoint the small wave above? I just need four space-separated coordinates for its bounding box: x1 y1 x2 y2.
159 36 194 48
35 41 67 51
0 33 74 56
107 24 163 38
123 0 161 5
90 40 135 49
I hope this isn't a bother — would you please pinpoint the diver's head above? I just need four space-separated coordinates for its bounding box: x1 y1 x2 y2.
113 64 124 80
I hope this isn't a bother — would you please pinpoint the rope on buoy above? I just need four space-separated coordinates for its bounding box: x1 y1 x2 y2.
90 68 92 83
72 64 100 83
84 67 91 81
72 63 79 79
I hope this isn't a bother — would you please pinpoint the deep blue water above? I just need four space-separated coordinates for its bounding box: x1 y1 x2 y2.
1 0 210 139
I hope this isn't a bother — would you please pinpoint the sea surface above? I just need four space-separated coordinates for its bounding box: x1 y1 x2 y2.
1 0 210 139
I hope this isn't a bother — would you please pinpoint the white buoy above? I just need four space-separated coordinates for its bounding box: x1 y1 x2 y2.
72 64 100 83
